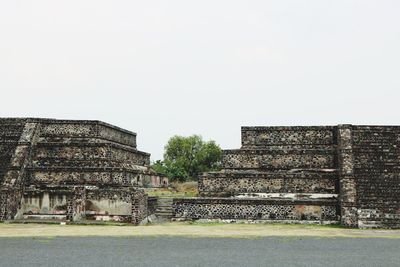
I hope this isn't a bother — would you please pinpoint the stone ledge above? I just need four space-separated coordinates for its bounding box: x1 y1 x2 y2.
173 197 338 206
224 148 336 155
0 118 137 136
241 126 337 131
201 169 338 179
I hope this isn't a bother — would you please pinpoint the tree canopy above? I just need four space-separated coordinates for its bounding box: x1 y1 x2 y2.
151 135 222 182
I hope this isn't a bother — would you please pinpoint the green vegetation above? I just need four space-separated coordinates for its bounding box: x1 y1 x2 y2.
147 181 198 198
151 135 222 182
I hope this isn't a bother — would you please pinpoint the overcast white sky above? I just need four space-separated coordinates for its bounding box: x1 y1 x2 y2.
1 1 399 160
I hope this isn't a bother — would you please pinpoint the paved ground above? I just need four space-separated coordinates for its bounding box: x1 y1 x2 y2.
0 236 399 267
1 222 400 238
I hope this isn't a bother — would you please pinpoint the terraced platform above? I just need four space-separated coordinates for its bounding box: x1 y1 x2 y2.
0 118 161 225
173 125 400 228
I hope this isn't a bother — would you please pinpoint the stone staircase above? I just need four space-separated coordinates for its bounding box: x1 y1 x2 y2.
155 198 173 220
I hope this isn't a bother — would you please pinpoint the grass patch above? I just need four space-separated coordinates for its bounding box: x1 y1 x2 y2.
146 181 198 198
1 221 400 239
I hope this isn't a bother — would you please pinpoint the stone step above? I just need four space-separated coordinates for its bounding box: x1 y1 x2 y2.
10 219 130 226
155 214 173 218
21 214 67 220
155 212 173 216
156 216 173 219
10 219 67 224
157 200 173 203
156 206 173 209
155 211 173 215
158 207 173 210
155 206 173 210
157 205 172 208
154 198 174 220
156 210 173 213
157 202 173 206
156 209 173 213
157 201 173 204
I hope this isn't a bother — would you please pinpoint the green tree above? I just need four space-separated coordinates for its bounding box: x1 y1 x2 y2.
151 135 222 182
151 159 189 182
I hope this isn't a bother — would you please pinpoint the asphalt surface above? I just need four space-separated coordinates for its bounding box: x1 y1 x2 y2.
0 236 399 267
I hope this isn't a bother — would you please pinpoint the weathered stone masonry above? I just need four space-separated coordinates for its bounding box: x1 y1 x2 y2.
0 118 160 225
174 125 400 229
2 120 399 228
351 126 400 228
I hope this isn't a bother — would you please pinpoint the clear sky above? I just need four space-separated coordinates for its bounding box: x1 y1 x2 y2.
1 1 399 160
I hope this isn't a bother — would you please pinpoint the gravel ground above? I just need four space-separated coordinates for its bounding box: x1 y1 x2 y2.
0 236 399 267
1 223 400 238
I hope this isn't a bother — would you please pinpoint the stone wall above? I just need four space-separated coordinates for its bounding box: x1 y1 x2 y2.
29 170 143 186
199 170 337 196
337 125 358 227
0 121 40 220
223 149 336 170
0 188 23 221
177 125 400 229
33 144 149 167
0 118 160 224
0 120 25 221
241 126 336 148
67 186 86 221
20 190 69 217
3 120 399 228
17 186 149 224
174 198 337 222
39 119 137 148
177 126 340 224
147 197 158 217
351 126 400 228
131 189 148 225
0 122 25 184
85 187 134 223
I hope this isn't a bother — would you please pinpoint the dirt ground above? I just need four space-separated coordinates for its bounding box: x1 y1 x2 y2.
1 222 400 238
